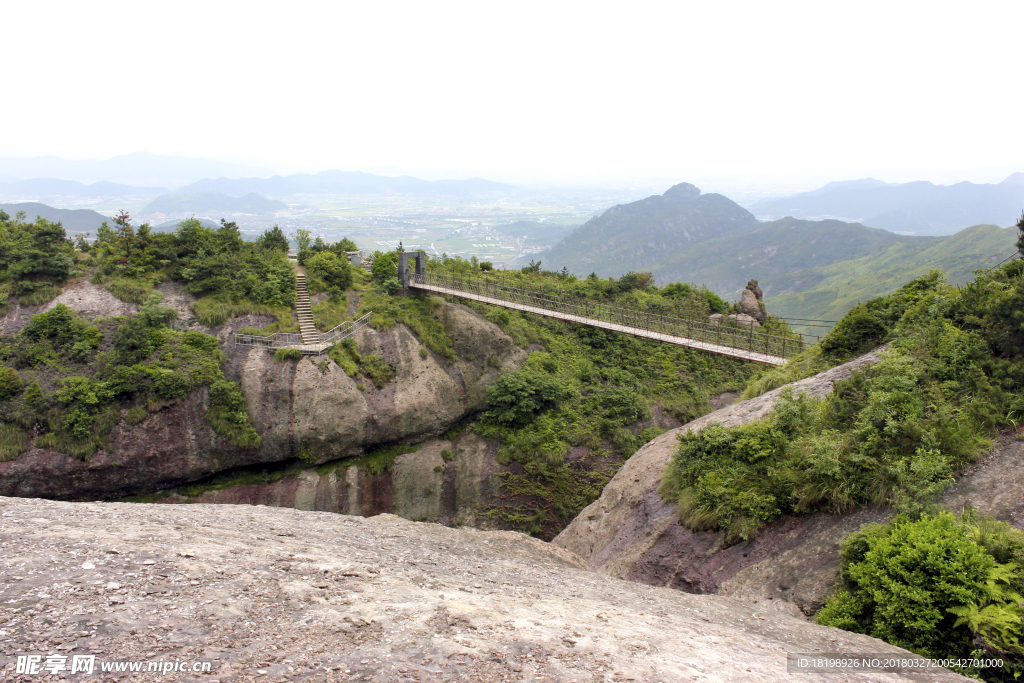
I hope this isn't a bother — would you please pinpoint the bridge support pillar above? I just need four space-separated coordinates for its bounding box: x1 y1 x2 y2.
398 251 411 289
414 251 426 281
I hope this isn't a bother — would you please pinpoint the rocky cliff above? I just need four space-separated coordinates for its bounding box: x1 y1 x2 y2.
553 347 1024 617
0 282 526 503
0 496 970 682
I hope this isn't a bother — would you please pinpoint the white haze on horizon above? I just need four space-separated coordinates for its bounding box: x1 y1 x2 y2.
2 0 1022 192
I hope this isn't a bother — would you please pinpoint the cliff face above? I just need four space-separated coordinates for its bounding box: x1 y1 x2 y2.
149 433 506 531
0 291 526 502
0 496 971 682
552 348 1024 617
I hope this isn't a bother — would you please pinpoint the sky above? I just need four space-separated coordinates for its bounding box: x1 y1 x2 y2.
4 0 1023 189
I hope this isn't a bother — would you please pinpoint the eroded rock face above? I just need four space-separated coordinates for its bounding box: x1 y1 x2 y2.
553 349 1024 617
0 496 969 682
552 348 888 615
0 300 527 502
154 433 505 531
740 287 764 319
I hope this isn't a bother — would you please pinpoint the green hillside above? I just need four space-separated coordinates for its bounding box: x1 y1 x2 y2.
767 224 1018 331
542 184 1018 329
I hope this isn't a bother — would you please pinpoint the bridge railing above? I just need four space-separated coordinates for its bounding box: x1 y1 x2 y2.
233 311 373 355
413 271 808 360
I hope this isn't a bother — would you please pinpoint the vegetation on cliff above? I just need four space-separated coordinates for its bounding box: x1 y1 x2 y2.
0 295 259 460
0 209 79 309
661 258 1024 541
816 511 1024 680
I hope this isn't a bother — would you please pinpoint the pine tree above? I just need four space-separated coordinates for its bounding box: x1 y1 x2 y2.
1016 211 1024 257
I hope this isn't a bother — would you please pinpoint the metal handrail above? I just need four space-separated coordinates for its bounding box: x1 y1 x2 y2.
233 311 373 356
412 270 812 363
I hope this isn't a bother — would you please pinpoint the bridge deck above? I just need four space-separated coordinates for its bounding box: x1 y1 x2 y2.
411 281 789 366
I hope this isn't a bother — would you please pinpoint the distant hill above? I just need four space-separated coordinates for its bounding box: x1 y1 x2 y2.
752 174 1024 235
141 192 287 215
767 223 1018 330
0 202 109 235
541 183 1019 327
542 183 758 278
0 178 166 198
0 152 276 189
178 170 513 197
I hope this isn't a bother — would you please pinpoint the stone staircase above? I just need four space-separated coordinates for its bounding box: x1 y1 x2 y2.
295 273 319 345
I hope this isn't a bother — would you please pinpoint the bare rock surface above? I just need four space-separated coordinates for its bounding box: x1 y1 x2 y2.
0 497 967 682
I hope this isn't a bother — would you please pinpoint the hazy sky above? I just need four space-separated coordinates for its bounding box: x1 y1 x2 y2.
5 1 1022 187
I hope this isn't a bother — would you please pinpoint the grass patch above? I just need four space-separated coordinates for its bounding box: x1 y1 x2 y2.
125 405 147 425
0 423 29 462
360 354 395 388
274 348 303 361
17 285 62 307
190 297 282 327
104 277 154 304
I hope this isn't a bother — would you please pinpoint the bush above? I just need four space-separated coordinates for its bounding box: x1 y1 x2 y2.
818 512 1024 679
0 367 22 400
305 251 353 291
125 406 147 425
483 369 565 428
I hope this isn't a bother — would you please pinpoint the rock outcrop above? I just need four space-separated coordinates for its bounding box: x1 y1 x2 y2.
0 287 527 502
552 348 888 616
553 347 1024 617
0 496 970 682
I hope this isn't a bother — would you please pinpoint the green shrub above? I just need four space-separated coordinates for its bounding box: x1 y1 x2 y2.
125 406 147 425
483 369 566 428
305 251 353 291
17 285 62 306
419 347 429 360
360 354 395 388
205 379 261 448
818 512 1024 679
441 448 455 462
0 366 22 399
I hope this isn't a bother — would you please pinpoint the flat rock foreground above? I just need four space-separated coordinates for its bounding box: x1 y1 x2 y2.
0 498 967 682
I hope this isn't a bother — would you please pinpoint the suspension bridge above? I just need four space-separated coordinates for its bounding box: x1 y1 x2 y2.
399 251 809 366
233 251 818 365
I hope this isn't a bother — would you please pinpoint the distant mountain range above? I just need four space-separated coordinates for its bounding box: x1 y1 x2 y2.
0 178 167 198
177 170 514 197
0 202 110 235
752 173 1024 235
0 152 275 189
541 183 1019 327
141 192 287 215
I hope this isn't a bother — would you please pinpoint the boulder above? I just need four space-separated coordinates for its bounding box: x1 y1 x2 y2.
728 312 760 328
740 287 764 319
747 278 763 300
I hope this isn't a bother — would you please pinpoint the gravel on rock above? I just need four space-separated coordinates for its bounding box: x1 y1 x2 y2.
0 497 968 682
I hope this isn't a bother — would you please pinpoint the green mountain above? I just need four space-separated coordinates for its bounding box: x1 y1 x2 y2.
768 223 1018 331
542 183 758 276
0 202 110 235
141 192 287 215
542 184 1019 328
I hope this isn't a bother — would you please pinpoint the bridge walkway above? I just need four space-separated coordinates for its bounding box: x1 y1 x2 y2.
409 270 802 366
